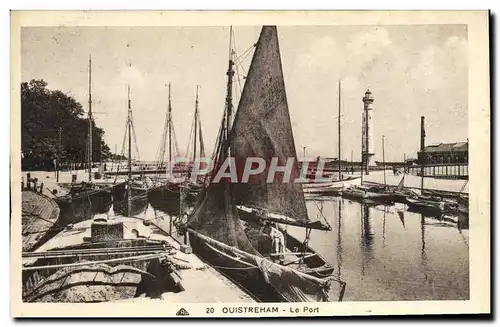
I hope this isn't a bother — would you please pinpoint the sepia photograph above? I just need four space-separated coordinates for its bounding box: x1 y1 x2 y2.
10 10 490 317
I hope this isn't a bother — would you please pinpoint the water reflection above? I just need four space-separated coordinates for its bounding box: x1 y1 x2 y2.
360 203 375 277
397 210 405 228
336 199 342 279
382 207 387 247
298 196 469 301
420 213 428 282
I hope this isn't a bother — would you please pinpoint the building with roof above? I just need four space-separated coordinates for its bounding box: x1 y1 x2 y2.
418 141 468 165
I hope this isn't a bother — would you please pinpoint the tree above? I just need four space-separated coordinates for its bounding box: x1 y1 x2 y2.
21 79 114 170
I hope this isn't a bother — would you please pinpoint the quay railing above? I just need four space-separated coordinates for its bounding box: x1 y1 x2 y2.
405 163 468 180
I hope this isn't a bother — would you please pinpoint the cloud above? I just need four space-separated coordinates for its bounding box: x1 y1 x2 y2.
297 36 339 71
410 35 468 92
298 27 394 79
118 64 146 91
343 28 392 73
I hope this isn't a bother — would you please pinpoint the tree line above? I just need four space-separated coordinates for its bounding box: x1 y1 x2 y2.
21 79 124 171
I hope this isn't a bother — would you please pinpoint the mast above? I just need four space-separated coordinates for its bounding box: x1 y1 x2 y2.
351 149 353 173
113 144 117 172
382 135 386 187
403 153 406 174
88 54 93 182
338 79 342 181
337 199 343 278
168 83 172 164
127 85 132 216
225 26 235 149
194 85 199 164
57 127 62 182
99 137 102 166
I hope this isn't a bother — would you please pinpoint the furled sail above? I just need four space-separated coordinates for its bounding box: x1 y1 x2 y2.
186 180 260 255
230 26 309 224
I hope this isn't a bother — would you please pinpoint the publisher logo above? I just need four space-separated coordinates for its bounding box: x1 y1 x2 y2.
176 308 190 316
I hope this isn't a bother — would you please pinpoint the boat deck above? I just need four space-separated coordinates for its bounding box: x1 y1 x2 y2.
22 214 255 303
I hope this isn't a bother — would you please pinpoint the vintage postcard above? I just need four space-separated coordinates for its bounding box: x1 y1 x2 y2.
11 10 490 317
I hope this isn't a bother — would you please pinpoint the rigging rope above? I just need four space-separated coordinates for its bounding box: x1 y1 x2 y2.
184 110 196 165
155 105 170 168
312 200 332 229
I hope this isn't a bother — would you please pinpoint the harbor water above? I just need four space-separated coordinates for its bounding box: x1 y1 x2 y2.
292 197 469 301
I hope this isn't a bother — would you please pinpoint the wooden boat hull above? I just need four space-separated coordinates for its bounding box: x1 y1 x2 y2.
148 183 182 198
392 191 409 204
423 189 468 200
24 263 147 303
22 191 62 252
341 188 395 204
148 182 199 202
23 239 179 302
406 197 446 216
237 209 334 278
187 231 282 302
55 188 113 224
302 177 361 195
390 189 421 204
456 200 469 215
187 229 344 302
112 182 127 200
113 187 148 217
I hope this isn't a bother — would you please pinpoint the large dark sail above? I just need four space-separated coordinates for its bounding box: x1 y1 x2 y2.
230 26 309 224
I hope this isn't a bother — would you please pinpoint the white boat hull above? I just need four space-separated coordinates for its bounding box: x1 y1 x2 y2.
302 177 361 194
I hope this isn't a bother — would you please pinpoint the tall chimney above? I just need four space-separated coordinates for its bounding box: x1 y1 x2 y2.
420 116 426 152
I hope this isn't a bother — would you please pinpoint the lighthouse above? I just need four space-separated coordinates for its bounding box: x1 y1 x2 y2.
362 89 376 174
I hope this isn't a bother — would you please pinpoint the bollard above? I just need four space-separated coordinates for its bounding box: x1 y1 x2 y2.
32 179 37 192
26 173 31 190
39 183 44 194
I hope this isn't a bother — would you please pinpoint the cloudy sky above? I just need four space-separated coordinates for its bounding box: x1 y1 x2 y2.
21 25 468 162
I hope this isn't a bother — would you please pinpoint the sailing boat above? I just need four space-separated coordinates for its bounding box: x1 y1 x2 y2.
182 26 345 302
390 174 415 203
422 180 469 215
148 84 190 202
55 55 113 218
302 80 360 195
113 86 149 217
186 85 208 194
347 136 409 204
